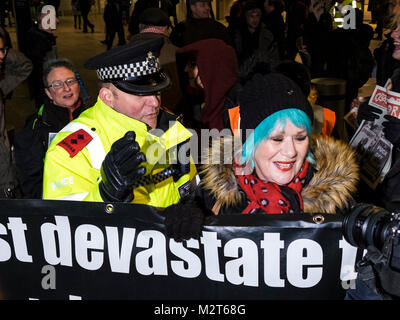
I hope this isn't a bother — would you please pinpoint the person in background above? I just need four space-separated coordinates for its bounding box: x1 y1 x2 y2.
368 0 385 40
160 0 179 28
79 0 95 33
170 0 231 48
325 8 374 115
0 1 7 28
303 0 333 78
226 0 247 41
164 73 359 239
14 59 88 199
128 0 159 37
231 0 280 71
103 0 126 50
120 0 131 25
176 38 238 135
25 3 58 109
0 28 32 198
71 0 81 30
329 0 362 30
44 0 60 17
276 60 336 136
262 0 285 60
42 38 197 207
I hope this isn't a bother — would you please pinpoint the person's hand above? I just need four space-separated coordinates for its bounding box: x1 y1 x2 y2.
164 203 204 241
383 114 400 147
350 97 360 110
357 102 383 124
99 131 146 202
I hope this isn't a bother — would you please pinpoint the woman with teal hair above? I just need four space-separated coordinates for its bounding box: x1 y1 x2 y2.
164 73 360 228
198 72 360 216
163 72 392 301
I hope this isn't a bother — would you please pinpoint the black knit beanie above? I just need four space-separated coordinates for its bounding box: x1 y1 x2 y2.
239 73 313 141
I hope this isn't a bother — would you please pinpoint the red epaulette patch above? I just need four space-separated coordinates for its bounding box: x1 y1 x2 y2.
57 129 93 158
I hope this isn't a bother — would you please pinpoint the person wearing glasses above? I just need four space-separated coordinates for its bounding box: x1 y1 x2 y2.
0 27 32 198
14 58 88 199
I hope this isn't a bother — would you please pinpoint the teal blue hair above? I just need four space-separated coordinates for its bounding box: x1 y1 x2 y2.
240 108 314 169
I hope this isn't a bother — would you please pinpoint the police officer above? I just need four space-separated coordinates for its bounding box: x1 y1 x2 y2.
42 38 197 207
329 0 362 29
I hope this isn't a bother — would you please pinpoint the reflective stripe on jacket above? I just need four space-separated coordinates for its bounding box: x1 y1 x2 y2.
43 97 197 208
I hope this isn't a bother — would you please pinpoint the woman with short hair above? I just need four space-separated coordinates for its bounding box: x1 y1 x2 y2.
14 58 88 199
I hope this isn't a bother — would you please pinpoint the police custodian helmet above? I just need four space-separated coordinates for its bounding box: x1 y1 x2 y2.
84 38 170 96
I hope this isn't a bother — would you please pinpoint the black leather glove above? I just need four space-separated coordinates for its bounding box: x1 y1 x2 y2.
383 114 400 147
357 102 383 124
99 131 146 202
164 203 204 241
171 142 191 182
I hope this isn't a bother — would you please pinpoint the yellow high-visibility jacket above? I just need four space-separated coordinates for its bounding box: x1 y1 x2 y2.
43 97 197 208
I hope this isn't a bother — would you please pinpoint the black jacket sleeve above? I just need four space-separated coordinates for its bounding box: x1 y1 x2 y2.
14 114 47 199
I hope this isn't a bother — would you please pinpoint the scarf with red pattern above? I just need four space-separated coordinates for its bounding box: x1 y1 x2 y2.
236 161 309 214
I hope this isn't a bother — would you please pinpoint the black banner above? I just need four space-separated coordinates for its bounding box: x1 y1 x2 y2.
0 200 362 300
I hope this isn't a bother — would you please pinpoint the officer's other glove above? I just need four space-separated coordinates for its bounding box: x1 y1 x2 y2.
357 102 383 124
99 131 146 202
164 203 204 241
383 114 400 147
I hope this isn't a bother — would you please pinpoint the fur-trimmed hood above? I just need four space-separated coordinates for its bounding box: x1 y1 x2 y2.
199 135 359 214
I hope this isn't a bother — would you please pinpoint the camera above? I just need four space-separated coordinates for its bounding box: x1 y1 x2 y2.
342 203 400 251
342 204 400 298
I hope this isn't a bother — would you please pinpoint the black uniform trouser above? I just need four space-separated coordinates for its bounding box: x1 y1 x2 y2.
106 25 125 50
81 8 94 32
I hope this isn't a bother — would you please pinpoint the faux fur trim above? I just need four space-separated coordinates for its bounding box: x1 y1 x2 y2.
199 135 359 214
199 136 243 207
302 135 359 213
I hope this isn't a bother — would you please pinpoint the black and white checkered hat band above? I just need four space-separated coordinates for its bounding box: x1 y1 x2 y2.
96 58 160 81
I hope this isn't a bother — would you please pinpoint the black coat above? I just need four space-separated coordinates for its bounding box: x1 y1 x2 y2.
263 9 286 60
324 26 375 110
25 26 57 107
14 98 88 199
169 18 231 48
128 0 159 36
374 37 399 87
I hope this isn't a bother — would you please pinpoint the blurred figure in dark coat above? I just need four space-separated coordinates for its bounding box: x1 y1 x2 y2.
170 0 231 48
79 0 95 33
128 0 159 36
103 0 126 50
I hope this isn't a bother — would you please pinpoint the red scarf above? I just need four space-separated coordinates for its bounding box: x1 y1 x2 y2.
236 161 309 214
